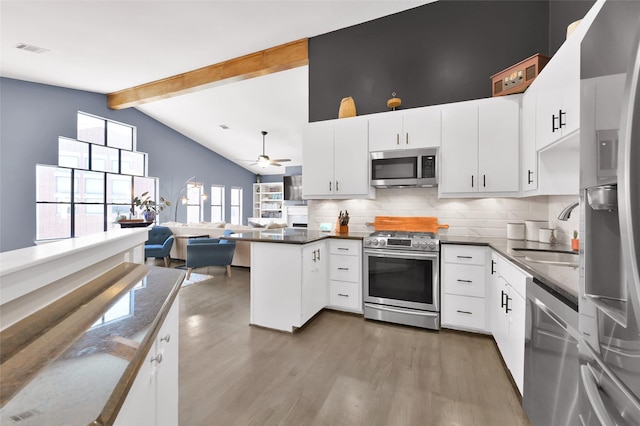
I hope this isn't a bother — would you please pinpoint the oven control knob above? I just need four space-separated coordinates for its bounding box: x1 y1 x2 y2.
412 242 419 248
420 242 428 249
365 238 371 246
428 242 437 250
372 239 379 246
379 240 386 246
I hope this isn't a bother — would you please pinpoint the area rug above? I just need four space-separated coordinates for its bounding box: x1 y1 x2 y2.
181 272 214 287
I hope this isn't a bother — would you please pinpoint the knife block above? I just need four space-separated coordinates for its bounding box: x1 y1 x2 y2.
336 225 349 235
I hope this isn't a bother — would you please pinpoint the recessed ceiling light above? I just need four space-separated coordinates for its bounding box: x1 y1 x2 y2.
15 42 50 54
219 124 229 130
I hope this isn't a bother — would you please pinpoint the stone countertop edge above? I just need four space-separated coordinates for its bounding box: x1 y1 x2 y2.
96 266 185 426
440 236 579 309
228 231 370 244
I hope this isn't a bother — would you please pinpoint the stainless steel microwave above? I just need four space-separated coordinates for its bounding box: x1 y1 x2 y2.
370 148 438 188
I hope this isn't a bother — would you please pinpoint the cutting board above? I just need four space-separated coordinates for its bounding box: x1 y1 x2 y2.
367 216 449 233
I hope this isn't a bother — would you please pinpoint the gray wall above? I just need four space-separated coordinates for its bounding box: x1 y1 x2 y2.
0 77 256 251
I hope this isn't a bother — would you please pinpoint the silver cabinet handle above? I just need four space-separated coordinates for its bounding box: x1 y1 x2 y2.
160 334 171 343
150 353 163 364
337 293 349 297
456 279 472 283
337 247 349 251
456 310 473 315
337 267 349 270
457 255 473 259
329 181 332 191
316 248 320 261
406 133 409 145
336 181 339 192
396 133 399 145
312 250 317 262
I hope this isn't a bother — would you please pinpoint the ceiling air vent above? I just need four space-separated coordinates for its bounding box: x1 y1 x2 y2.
15 43 50 54
9 409 42 423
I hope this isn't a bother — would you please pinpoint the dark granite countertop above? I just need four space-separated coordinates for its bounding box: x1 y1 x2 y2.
229 228 368 244
0 265 184 426
440 236 579 309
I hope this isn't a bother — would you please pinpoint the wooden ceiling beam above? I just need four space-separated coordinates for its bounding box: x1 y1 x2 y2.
107 38 308 110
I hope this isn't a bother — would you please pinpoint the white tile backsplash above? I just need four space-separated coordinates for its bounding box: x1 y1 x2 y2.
308 188 551 238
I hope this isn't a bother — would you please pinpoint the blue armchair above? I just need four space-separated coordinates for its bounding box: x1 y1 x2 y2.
185 232 236 279
145 226 175 267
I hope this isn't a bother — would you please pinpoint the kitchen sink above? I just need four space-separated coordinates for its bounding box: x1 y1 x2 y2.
512 248 579 268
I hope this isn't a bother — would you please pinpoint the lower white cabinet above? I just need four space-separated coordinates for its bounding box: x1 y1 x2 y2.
490 251 528 395
441 245 489 332
115 295 179 426
251 241 328 332
328 239 362 313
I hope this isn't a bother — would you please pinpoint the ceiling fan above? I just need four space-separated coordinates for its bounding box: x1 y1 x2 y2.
246 131 291 168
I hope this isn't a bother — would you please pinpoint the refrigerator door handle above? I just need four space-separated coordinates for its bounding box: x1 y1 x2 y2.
619 24 640 308
581 364 616 426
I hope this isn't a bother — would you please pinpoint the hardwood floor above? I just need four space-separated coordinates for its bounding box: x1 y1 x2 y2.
177 266 531 426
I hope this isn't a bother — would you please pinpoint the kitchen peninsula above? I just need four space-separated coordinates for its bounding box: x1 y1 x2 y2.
230 229 367 332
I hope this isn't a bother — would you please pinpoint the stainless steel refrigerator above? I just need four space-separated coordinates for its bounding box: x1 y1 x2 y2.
579 1 640 424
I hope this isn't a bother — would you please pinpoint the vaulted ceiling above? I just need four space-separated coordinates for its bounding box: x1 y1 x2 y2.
1 1 431 174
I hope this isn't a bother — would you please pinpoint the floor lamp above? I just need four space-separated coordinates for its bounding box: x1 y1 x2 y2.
173 177 207 222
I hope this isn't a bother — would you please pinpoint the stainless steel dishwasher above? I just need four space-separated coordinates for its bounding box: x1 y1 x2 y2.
523 278 580 426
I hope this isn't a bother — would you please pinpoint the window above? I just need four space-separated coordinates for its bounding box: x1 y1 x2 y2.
230 187 243 225
186 183 204 223
36 112 161 241
210 185 224 222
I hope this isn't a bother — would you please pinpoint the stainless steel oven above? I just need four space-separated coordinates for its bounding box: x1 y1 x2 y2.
363 231 440 330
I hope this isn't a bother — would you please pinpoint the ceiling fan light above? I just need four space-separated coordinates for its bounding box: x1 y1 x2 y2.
258 158 270 168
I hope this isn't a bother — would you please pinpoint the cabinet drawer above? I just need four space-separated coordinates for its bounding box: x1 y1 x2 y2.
330 254 359 282
497 255 529 297
442 294 486 331
443 263 486 298
329 239 361 255
443 245 486 265
329 281 360 311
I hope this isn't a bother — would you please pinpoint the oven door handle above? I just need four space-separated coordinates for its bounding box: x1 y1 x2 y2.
366 303 439 317
363 249 439 260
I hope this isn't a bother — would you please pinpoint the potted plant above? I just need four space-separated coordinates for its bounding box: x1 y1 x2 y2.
132 192 171 223
571 230 579 251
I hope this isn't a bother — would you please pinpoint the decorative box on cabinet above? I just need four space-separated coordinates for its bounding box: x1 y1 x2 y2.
441 245 489 332
302 117 375 199
328 239 362 313
368 106 441 152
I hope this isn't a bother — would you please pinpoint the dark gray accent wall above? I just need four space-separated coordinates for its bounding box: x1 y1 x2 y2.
549 0 596 56
0 77 256 252
309 0 550 122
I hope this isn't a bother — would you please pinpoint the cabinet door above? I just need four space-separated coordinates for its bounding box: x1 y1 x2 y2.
403 106 441 148
535 57 562 151
303 121 334 197
493 275 511 365
441 102 478 193
333 118 370 196
155 297 180 426
368 112 403 151
115 346 157 426
521 91 538 191
301 242 327 324
559 37 580 137
478 97 519 192
509 288 526 395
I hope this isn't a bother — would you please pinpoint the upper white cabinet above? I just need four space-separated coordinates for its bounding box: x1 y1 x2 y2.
303 117 374 199
368 106 441 151
521 90 538 192
440 96 520 195
535 36 580 151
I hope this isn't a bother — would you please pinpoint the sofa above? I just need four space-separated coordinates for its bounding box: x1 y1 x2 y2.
160 221 287 268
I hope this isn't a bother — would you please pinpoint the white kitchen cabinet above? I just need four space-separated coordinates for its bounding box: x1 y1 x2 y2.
301 242 329 324
521 90 538 192
368 106 441 152
328 239 362 313
115 295 180 426
440 96 520 195
303 117 374 199
535 35 580 151
490 251 529 395
250 241 328 332
441 245 489 332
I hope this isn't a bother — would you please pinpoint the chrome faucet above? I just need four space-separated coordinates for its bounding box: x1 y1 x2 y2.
558 202 579 221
